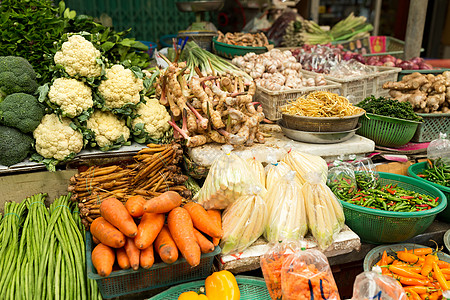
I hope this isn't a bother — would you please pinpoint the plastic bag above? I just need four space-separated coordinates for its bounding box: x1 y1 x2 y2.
327 161 357 201
246 157 266 187
260 241 300 300
353 157 380 190
194 145 266 210
265 154 301 191
281 249 340 300
351 271 407 300
220 186 268 254
264 171 308 243
282 149 328 185
428 132 450 165
301 172 345 250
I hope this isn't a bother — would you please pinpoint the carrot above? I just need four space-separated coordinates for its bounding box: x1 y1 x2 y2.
90 217 126 248
143 191 182 213
92 235 100 245
125 195 146 218
154 225 179 264
92 243 115 277
167 207 201 267
140 244 155 269
100 197 138 238
116 247 130 270
134 213 165 249
124 237 140 271
432 261 450 290
398 251 421 264
421 254 438 277
207 209 222 246
407 248 433 256
387 265 427 280
183 202 223 239
193 228 215 254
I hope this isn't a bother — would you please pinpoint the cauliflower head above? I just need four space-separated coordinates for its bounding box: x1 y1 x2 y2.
48 78 93 118
132 97 171 139
33 114 83 161
86 110 130 148
98 65 144 109
54 35 102 78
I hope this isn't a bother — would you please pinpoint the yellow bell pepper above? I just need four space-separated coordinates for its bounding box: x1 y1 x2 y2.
178 291 208 300
205 270 240 300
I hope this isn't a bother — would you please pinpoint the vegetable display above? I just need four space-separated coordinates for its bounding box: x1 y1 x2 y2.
357 96 423 121
231 49 327 91
216 31 269 47
383 72 450 113
417 159 450 187
281 91 364 117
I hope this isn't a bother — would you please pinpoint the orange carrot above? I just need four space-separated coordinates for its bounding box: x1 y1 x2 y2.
125 195 146 218
193 228 215 254
140 244 155 269
90 217 126 248
167 207 201 267
183 202 223 239
154 225 179 264
124 237 140 271
92 243 115 277
100 197 138 238
143 191 182 213
207 209 221 246
116 247 130 270
92 235 100 245
134 213 165 249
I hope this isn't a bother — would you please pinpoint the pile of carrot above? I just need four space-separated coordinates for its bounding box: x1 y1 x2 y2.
90 191 223 277
375 246 450 300
260 249 294 299
70 143 192 229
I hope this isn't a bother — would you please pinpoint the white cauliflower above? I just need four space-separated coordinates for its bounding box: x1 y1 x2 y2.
48 78 93 118
98 65 144 109
54 34 102 78
132 97 171 139
86 110 130 148
33 114 83 161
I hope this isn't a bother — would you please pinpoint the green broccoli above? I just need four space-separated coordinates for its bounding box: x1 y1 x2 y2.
0 93 46 133
0 56 38 100
0 126 34 166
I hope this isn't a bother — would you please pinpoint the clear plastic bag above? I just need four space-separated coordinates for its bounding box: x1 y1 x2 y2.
327 161 357 201
428 132 450 165
260 241 300 300
301 172 345 250
220 186 269 254
281 249 340 300
264 171 308 243
194 145 266 210
353 157 380 190
246 157 266 188
351 271 407 300
282 149 328 185
265 154 301 191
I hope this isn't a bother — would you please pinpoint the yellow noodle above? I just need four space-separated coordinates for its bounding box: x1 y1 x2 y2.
281 91 364 117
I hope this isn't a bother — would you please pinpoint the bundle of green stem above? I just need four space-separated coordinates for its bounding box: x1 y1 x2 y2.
0 193 101 300
183 41 253 82
301 13 373 45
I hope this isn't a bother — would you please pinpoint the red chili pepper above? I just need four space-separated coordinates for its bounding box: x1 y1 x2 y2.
344 178 351 184
417 174 426 178
386 188 396 195
435 197 439 202
416 204 428 207
418 196 422 199
353 196 362 201
401 196 414 199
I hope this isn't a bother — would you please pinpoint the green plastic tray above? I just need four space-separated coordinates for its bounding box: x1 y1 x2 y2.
86 232 220 299
340 172 446 244
363 243 450 272
212 37 271 59
357 113 421 147
148 275 271 300
408 161 450 222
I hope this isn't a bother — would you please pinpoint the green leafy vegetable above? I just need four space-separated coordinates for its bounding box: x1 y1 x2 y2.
357 96 423 122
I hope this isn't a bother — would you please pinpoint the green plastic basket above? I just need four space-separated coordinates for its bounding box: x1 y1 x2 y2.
357 113 421 147
148 275 271 300
408 161 450 222
340 172 446 244
212 37 271 59
86 232 220 299
363 243 450 272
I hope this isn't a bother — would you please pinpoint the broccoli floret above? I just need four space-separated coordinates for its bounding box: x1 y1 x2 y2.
0 126 34 166
0 56 38 100
0 93 46 133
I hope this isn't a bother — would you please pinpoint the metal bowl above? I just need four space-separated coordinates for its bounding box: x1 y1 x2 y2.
278 120 360 144
281 109 365 132
176 1 224 12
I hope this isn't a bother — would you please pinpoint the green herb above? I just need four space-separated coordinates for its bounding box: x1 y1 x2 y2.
357 96 423 122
